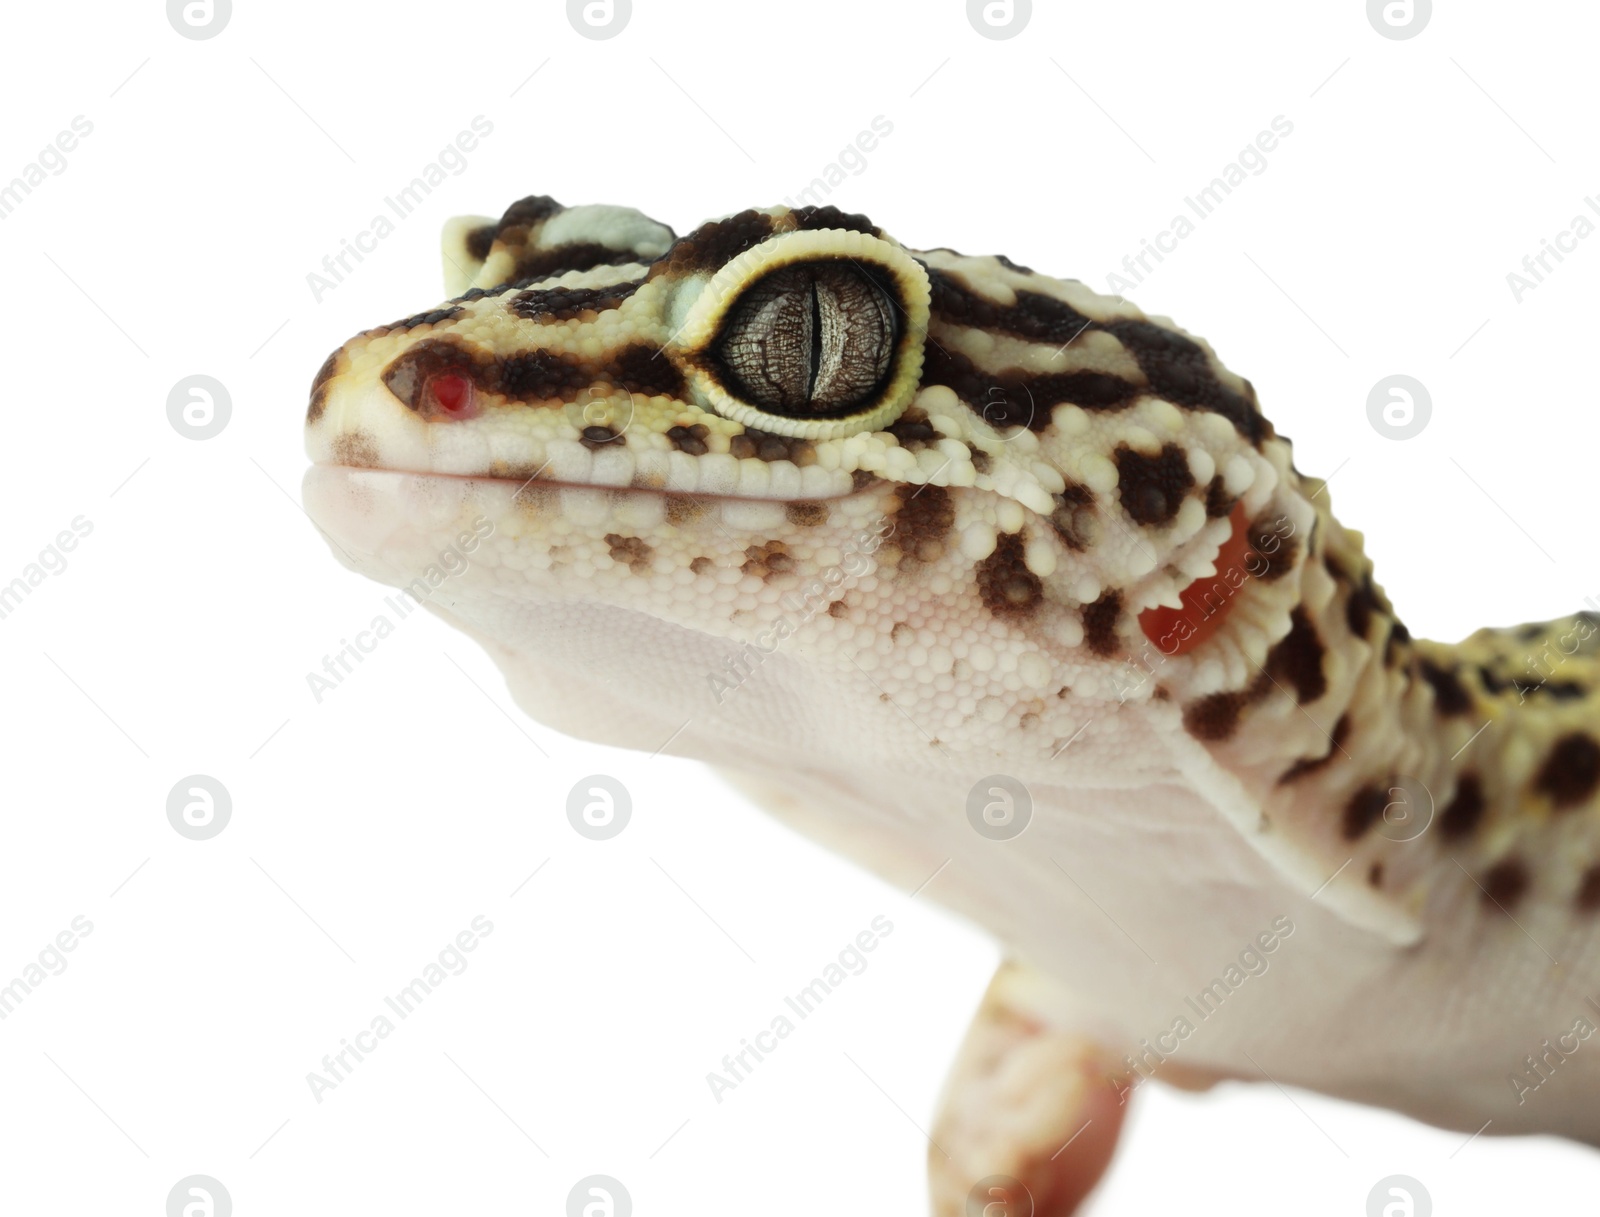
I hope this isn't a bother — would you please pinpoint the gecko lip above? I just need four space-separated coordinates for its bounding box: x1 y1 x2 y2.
308 459 886 504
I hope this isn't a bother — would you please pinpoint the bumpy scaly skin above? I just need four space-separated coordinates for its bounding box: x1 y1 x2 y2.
304 196 1600 1209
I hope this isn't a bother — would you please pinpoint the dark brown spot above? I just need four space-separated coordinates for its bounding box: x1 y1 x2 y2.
886 413 939 447
923 269 1264 441
1082 590 1122 657
977 534 1044 621
1577 865 1600 913
1266 608 1327 704
580 425 619 450
654 209 776 277
919 344 1139 432
741 541 793 579
891 486 954 563
730 427 814 464
1368 862 1385 888
827 598 848 619
1277 714 1351 784
1479 858 1531 912
1417 660 1472 717
1437 773 1486 840
927 269 1096 344
1183 690 1248 741
689 555 713 574
851 469 877 492
490 343 685 402
666 424 709 455
787 205 878 235
1204 475 1235 519
330 431 378 467
609 344 685 397
307 349 341 422
382 335 676 417
604 534 653 572
494 194 565 233
995 253 1034 275
1384 629 1408 668
1481 661 1588 701
891 621 913 643
1535 733 1600 810
665 495 704 526
1245 517 1298 581
465 223 497 262
1345 577 1382 640
1101 317 1265 444
364 306 463 336
507 243 647 287
1342 784 1389 840
511 281 640 322
786 501 828 527
497 348 593 400
1115 444 1195 527
969 447 992 474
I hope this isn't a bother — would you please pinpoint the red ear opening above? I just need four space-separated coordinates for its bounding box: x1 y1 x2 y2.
1137 502 1250 657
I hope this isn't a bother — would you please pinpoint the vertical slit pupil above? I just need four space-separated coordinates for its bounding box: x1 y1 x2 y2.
806 277 823 401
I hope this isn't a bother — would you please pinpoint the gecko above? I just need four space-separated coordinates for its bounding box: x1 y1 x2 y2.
302 195 1600 1215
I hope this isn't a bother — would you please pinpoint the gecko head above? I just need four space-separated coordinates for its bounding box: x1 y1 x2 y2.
304 196 1314 762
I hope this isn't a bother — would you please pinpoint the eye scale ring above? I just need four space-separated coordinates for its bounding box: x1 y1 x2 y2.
670 228 931 440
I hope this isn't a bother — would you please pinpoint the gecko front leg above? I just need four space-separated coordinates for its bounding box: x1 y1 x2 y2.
929 962 1130 1217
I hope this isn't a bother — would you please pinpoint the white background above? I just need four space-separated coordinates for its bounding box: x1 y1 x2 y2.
3 1 1598 1213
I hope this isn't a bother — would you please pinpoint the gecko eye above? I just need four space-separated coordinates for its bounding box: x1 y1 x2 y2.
672 226 931 440
712 262 897 417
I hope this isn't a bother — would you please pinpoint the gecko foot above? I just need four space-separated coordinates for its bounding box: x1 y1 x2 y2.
929 962 1128 1217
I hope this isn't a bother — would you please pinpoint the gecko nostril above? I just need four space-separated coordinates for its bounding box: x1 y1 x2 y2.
381 338 484 419
429 372 474 417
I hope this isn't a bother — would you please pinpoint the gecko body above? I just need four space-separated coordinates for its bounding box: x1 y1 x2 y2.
304 196 1600 1214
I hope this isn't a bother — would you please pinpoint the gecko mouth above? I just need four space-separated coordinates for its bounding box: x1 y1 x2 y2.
311 404 877 505
310 452 885 507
